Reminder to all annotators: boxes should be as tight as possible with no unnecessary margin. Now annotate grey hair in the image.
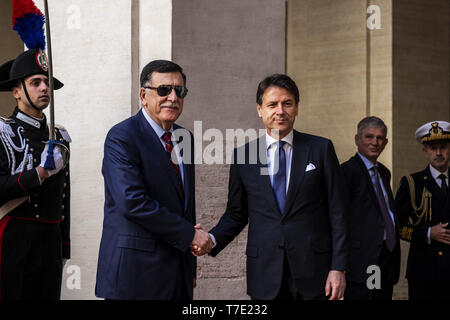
[357,116,387,137]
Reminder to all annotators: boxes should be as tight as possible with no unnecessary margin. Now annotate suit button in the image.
[34,204,38,208]
[438,251,444,256]
[62,193,66,198]
[35,215,40,219]
[65,172,69,176]
[30,148,34,152]
[61,205,65,209]
[34,159,38,163]
[64,183,67,188]
[61,215,65,220]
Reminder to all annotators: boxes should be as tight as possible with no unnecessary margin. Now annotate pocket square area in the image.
[305,163,316,171]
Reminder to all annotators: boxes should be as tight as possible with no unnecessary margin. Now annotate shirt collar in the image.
[429,164,449,180]
[265,130,294,150]
[357,152,377,171]
[141,108,173,139]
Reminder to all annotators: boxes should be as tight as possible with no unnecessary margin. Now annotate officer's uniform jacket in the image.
[0,107,70,259]
[395,166,450,281]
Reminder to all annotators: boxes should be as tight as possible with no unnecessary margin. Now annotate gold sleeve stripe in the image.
[400,226,413,241]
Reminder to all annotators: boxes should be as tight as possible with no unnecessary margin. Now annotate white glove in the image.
[40,143,65,177]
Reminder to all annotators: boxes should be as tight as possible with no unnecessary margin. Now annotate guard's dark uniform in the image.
[395,167,450,300]
[0,108,70,300]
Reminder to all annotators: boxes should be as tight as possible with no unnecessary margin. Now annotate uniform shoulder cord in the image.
[405,175,432,225]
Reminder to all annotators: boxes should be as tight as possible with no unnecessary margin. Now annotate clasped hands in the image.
[190,224,213,256]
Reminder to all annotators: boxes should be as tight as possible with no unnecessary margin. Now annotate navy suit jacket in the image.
[209,130,349,299]
[341,154,400,284]
[95,110,196,300]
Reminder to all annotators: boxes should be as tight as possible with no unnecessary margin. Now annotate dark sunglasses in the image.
[144,85,188,98]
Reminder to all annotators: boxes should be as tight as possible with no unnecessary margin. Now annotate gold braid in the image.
[405,175,432,225]
[400,175,432,241]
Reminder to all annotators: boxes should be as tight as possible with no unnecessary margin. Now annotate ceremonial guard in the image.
[0,0,70,300]
[395,121,450,300]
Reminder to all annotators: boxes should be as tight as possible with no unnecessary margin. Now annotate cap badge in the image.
[35,50,49,72]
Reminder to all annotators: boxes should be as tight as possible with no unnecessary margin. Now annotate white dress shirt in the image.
[429,164,448,189]
[266,130,294,192]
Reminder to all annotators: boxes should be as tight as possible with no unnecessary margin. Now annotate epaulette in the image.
[0,116,14,124]
[54,123,72,143]
[0,117,15,138]
[55,123,67,131]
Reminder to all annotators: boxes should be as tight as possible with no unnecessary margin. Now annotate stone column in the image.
[32,0,135,299]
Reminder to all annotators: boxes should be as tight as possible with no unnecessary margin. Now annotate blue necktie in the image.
[273,141,286,214]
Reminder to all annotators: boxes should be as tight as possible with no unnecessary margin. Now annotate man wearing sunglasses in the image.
[96,60,212,300]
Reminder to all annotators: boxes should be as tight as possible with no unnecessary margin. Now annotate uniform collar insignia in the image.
[16,111,42,129]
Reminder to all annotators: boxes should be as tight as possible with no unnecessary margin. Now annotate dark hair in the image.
[140,60,186,88]
[12,80,22,89]
[357,116,387,137]
[256,74,299,106]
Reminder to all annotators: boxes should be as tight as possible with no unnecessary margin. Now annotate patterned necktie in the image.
[273,141,286,214]
[372,166,396,251]
[438,174,448,195]
[162,132,182,181]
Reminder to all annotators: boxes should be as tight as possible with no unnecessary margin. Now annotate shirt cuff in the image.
[209,233,217,248]
[427,227,432,245]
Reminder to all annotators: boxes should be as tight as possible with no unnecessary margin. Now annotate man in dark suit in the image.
[95,60,212,300]
[395,121,450,300]
[203,74,349,300]
[341,117,400,300]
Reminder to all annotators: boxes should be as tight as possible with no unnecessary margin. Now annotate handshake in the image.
[190,224,214,257]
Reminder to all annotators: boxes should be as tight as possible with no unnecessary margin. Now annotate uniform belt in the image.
[12,216,64,224]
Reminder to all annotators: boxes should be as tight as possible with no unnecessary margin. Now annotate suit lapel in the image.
[354,154,380,207]
[379,165,399,227]
[181,132,195,215]
[182,161,191,213]
[445,168,450,209]
[283,131,310,217]
[136,112,184,202]
[423,166,450,216]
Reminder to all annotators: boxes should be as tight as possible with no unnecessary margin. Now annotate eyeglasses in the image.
[144,85,188,98]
